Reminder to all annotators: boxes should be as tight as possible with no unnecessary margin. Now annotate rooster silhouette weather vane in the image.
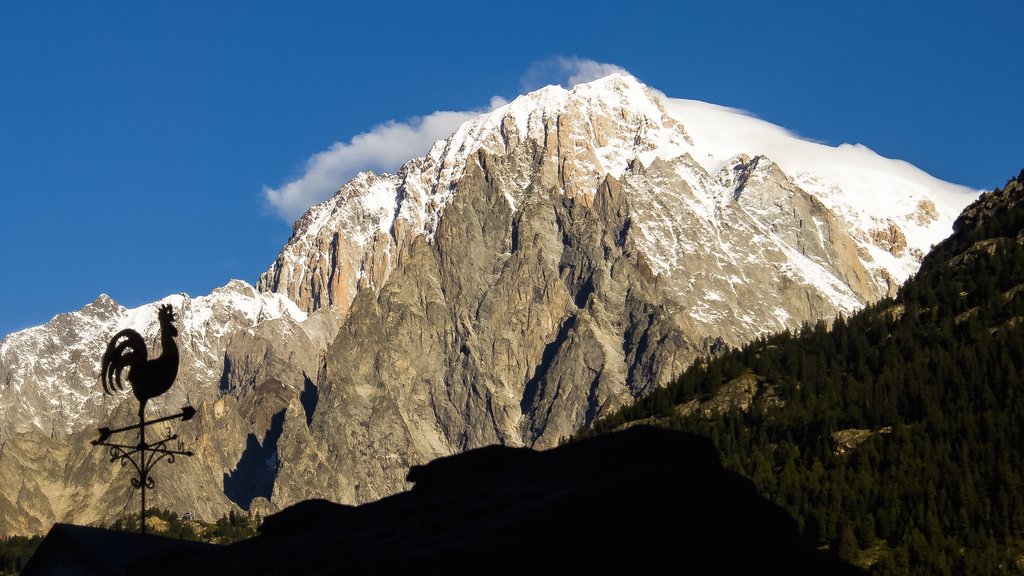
[92,304,195,534]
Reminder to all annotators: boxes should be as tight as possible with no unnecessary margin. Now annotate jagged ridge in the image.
[0,73,981,536]
[258,73,975,336]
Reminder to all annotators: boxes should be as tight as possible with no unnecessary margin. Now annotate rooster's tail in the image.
[99,329,147,395]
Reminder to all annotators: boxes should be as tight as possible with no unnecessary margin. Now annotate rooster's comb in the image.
[157,304,176,324]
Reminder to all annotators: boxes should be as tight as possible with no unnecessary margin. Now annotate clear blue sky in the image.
[1,1,1021,338]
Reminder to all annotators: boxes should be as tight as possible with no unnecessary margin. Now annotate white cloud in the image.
[263,98,506,221]
[264,56,628,223]
[519,56,628,92]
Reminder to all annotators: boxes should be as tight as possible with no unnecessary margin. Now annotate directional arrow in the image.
[94,405,196,443]
[92,433,178,450]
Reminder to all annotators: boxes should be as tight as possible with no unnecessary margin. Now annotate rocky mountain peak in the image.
[79,294,122,321]
[0,74,984,536]
[259,74,977,324]
[0,280,306,444]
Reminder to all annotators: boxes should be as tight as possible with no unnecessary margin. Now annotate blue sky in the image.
[1,1,1021,338]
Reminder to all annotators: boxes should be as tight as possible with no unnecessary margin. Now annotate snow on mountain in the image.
[0,71,989,535]
[0,280,306,441]
[664,97,969,279]
[0,71,983,451]
[260,73,979,326]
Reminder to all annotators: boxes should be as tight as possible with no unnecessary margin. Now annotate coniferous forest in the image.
[579,170,1024,574]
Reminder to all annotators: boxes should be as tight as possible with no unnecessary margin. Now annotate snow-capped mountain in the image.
[0,280,306,442]
[0,73,979,535]
[260,74,971,339]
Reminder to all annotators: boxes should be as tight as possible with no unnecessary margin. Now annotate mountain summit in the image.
[0,73,979,534]
[261,73,973,338]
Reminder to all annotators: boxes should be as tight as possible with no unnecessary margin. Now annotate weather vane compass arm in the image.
[91,304,196,534]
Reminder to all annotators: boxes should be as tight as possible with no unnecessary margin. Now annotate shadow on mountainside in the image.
[223,408,286,510]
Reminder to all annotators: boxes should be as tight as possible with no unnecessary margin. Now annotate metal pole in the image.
[139,410,146,535]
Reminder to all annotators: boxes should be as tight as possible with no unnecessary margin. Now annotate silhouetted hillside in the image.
[124,427,856,574]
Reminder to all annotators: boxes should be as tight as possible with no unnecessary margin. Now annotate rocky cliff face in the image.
[0,281,307,443]
[270,153,702,506]
[0,74,977,534]
[257,75,975,505]
[258,75,966,332]
[0,282,315,534]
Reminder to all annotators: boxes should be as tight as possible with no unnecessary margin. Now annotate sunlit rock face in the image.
[0,74,976,535]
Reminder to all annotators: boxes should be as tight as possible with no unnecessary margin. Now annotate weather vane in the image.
[91,303,195,534]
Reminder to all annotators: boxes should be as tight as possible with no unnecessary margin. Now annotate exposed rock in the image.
[0,74,978,536]
[949,237,1012,268]
[913,198,940,225]
[830,427,892,456]
[0,283,310,532]
[678,371,782,417]
[951,170,1024,236]
[870,222,908,257]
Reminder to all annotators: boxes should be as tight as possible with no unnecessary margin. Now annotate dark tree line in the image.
[0,535,42,575]
[108,507,261,544]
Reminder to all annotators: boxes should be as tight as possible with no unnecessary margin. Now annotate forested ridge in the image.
[579,170,1024,574]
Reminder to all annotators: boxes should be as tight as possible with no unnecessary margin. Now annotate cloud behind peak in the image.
[263,57,626,223]
[263,108,488,221]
